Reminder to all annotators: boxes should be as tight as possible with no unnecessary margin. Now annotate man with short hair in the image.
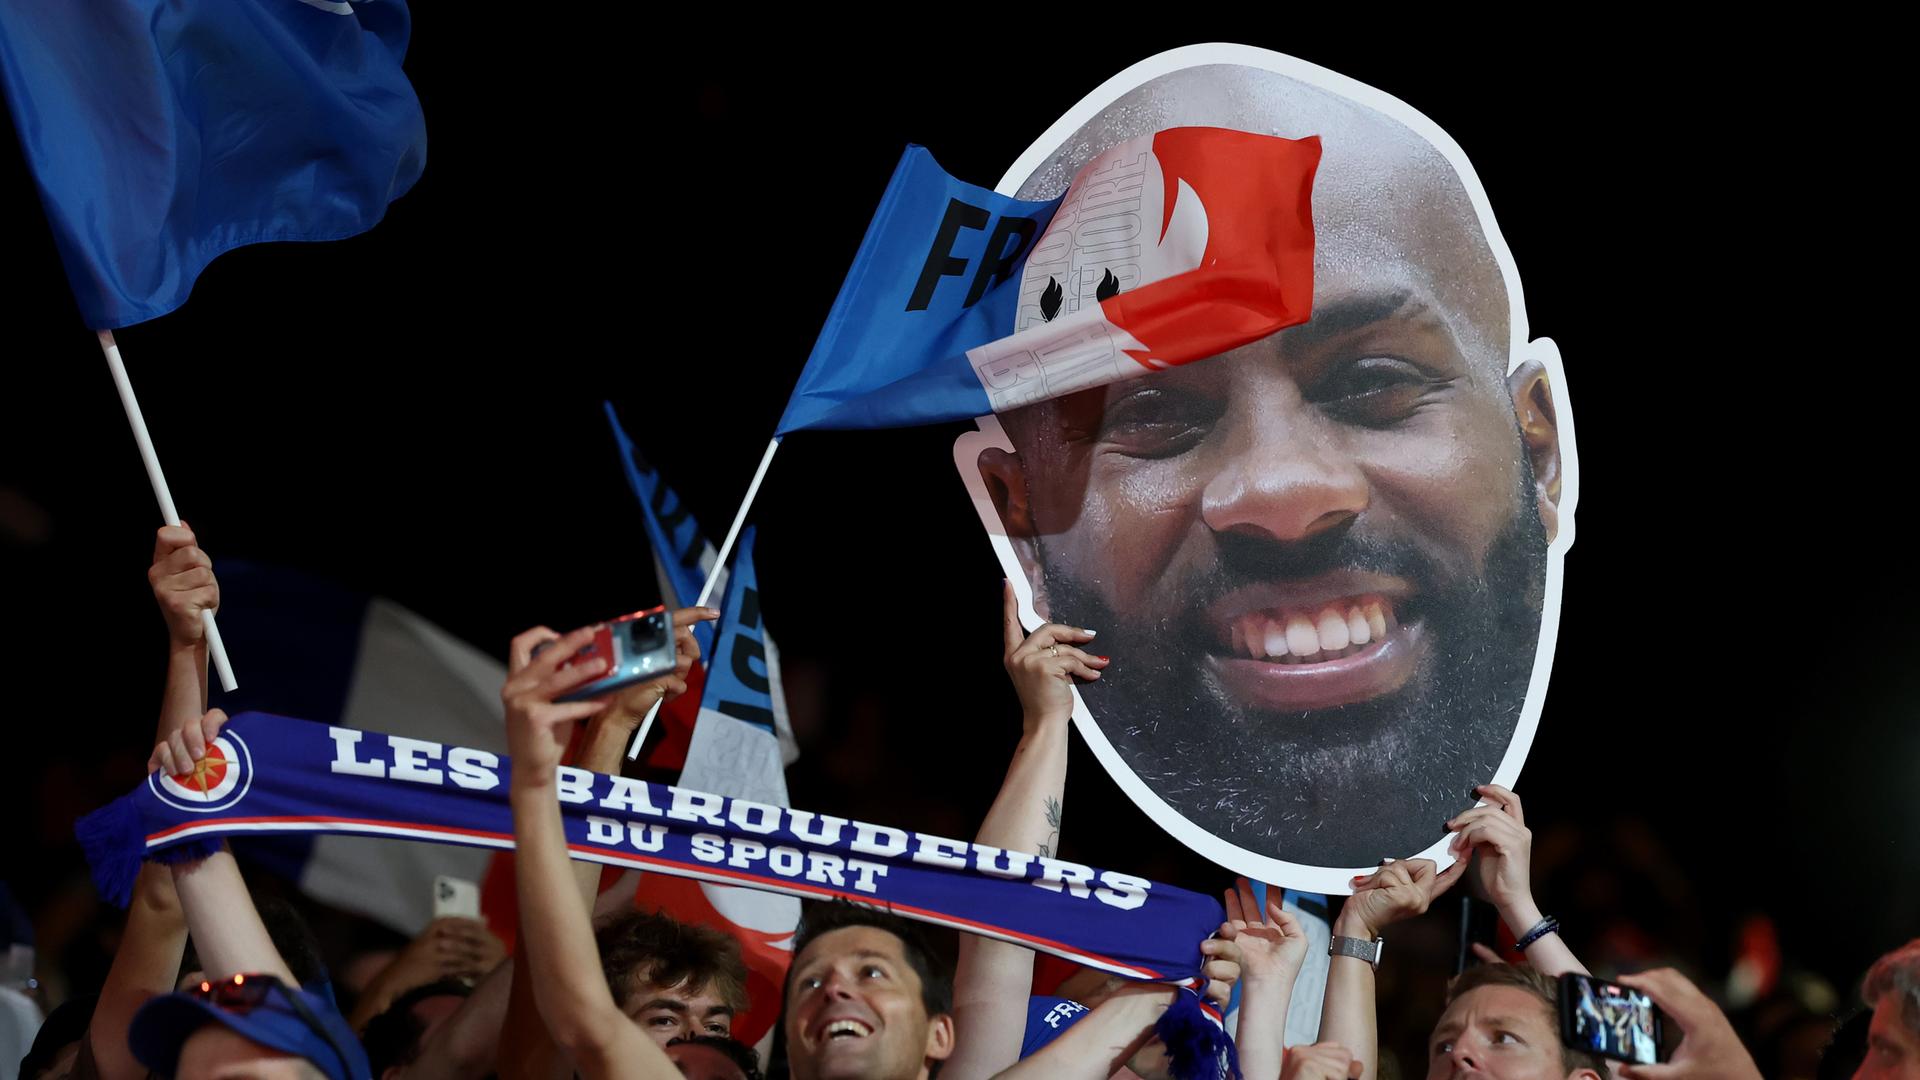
[1425,964,1606,1080]
[1854,939,1920,1080]
[781,902,955,1080]
[597,910,747,1047]
[968,56,1570,874]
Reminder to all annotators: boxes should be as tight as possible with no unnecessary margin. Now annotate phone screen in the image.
[1561,973,1662,1065]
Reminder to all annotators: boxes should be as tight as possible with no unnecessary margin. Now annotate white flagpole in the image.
[98,330,239,692]
[627,436,781,760]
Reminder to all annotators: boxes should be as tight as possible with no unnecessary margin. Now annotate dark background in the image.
[2,21,1910,1078]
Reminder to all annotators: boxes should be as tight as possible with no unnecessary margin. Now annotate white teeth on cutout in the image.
[1227,598,1398,663]
[1316,608,1350,652]
[1261,620,1287,660]
[1284,613,1317,657]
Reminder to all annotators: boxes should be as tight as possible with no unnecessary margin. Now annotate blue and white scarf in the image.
[78,713,1239,1076]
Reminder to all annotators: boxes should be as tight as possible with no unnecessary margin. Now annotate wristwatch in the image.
[1329,935,1384,969]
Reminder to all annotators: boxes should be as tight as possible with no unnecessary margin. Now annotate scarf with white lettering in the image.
[78,711,1231,982]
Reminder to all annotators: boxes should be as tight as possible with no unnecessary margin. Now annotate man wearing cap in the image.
[131,708,372,1080]
[129,969,368,1080]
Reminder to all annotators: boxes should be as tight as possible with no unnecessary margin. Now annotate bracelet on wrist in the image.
[1513,915,1560,952]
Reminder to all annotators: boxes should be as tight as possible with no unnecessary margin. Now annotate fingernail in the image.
[1096,656,1111,663]
[1082,628,1097,637]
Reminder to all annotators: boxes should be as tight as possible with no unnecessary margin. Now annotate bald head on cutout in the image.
[974,61,1566,872]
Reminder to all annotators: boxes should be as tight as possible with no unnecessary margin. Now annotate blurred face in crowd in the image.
[667,1040,751,1080]
[981,63,1561,871]
[1426,985,1598,1080]
[1856,996,1920,1080]
[783,926,954,1080]
[625,979,734,1048]
[175,1024,328,1080]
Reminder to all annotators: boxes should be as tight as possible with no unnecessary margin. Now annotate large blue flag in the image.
[774,129,1319,433]
[0,0,427,329]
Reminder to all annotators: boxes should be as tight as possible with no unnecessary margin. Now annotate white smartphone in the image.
[432,875,481,920]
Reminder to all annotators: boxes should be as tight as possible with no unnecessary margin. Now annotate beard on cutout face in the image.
[1037,457,1550,869]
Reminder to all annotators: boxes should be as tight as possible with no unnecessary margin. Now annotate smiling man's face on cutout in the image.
[972,62,1567,872]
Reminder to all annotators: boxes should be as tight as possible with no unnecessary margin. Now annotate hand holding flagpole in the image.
[99,331,238,692]
[626,437,780,760]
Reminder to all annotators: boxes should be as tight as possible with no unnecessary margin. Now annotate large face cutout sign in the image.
[952,45,1579,893]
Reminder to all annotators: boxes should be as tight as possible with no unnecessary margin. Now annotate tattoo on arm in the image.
[1037,796,1062,859]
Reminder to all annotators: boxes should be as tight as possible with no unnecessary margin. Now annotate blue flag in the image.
[698,527,774,734]
[604,402,718,657]
[0,0,427,329]
[775,147,1063,434]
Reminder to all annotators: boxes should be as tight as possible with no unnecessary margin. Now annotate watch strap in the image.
[1328,934,1383,968]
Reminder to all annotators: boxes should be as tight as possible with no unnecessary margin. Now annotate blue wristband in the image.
[1514,915,1560,952]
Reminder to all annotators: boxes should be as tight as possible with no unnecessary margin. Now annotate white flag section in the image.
[212,564,507,937]
[297,600,503,934]
[681,707,790,808]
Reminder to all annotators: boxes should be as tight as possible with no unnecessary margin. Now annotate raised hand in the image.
[1002,580,1106,731]
[1614,969,1763,1080]
[1197,936,1243,1008]
[149,708,229,780]
[1220,877,1309,992]
[1337,858,1465,940]
[149,524,217,646]
[1446,784,1534,912]
[602,607,718,733]
[502,626,617,778]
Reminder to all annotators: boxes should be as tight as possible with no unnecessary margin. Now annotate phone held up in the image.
[432,875,481,921]
[532,607,678,702]
[1559,972,1664,1066]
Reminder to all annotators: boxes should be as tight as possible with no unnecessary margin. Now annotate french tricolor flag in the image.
[776,127,1318,434]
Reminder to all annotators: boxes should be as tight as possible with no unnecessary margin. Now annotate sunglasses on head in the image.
[188,973,351,1076]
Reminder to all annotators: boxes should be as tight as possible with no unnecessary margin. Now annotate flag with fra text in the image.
[775,128,1319,433]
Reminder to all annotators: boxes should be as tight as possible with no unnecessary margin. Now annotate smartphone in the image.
[533,606,677,702]
[1559,972,1663,1065]
[432,875,480,920]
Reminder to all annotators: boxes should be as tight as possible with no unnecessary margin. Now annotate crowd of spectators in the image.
[4,530,1914,1080]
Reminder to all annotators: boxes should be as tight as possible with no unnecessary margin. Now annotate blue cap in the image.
[128,980,370,1080]
[1020,994,1092,1058]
